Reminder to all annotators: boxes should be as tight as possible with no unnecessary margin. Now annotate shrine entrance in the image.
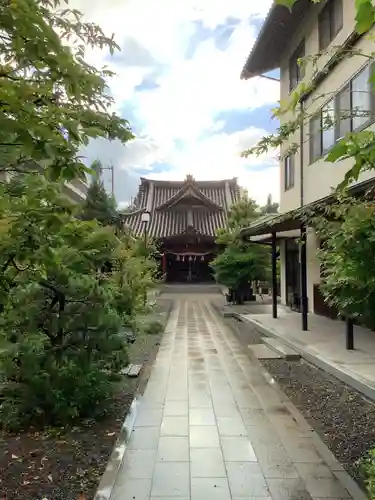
[165,252,215,283]
[161,232,217,284]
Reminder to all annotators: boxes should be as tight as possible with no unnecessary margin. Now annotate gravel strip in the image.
[261,358,375,486]
[225,314,375,493]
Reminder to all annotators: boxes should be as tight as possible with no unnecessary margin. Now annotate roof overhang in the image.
[240,0,312,79]
[240,178,375,239]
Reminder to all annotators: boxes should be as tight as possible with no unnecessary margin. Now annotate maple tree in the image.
[0,0,133,181]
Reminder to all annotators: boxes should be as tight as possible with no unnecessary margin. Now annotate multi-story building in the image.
[240,0,375,322]
[63,177,89,203]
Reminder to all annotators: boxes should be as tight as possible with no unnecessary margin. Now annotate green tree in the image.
[212,194,270,303]
[311,195,375,328]
[81,160,118,226]
[260,194,279,215]
[216,191,259,245]
[0,0,133,181]
[0,173,156,429]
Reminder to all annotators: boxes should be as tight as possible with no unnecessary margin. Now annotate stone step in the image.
[120,364,143,377]
[161,284,222,294]
[248,344,283,360]
[262,337,301,360]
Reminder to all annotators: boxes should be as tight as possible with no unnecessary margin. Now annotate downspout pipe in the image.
[299,99,308,330]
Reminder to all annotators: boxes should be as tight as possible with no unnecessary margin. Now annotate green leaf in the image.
[275,0,296,10]
[355,0,375,34]
[326,140,348,163]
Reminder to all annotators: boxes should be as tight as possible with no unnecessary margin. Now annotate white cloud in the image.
[71,0,279,205]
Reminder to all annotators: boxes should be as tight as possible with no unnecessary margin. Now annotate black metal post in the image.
[271,232,277,319]
[144,225,148,253]
[300,223,308,331]
[143,223,148,305]
[346,317,354,350]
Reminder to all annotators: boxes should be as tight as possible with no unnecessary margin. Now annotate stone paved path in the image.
[110,296,356,500]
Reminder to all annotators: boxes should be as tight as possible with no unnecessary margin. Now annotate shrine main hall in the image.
[124,175,239,283]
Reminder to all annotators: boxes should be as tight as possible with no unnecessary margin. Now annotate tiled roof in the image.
[123,176,240,238]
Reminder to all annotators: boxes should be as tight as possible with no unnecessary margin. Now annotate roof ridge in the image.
[155,182,223,211]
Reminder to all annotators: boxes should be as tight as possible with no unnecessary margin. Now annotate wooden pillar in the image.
[346,317,354,350]
[300,223,308,331]
[271,232,277,319]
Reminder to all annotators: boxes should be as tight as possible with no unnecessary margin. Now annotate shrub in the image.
[0,175,155,429]
[144,320,164,335]
[357,449,375,499]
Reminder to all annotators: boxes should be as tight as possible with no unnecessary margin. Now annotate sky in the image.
[73,0,280,207]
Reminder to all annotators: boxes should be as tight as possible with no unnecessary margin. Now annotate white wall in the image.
[275,0,375,313]
[279,0,375,212]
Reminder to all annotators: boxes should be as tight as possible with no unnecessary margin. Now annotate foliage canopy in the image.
[212,194,270,294]
[0,0,133,181]
[0,174,155,429]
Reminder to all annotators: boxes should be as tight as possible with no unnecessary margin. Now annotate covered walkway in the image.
[100,295,363,500]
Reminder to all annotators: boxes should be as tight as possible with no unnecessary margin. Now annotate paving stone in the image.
[266,478,313,500]
[191,477,232,500]
[127,426,160,450]
[221,436,258,462]
[189,408,216,425]
[190,425,220,447]
[217,416,247,437]
[164,400,189,416]
[161,416,189,436]
[157,436,189,461]
[226,462,270,497]
[151,462,190,497]
[190,448,226,477]
[111,478,152,500]
[134,408,163,427]
[117,450,156,481]
[106,297,356,500]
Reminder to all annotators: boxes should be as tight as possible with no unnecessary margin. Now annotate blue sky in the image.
[76,0,280,206]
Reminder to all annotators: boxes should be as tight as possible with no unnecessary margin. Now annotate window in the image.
[289,41,305,91]
[322,98,335,152]
[318,0,343,51]
[284,155,295,190]
[352,64,373,130]
[335,84,351,139]
[309,63,375,164]
[309,113,322,163]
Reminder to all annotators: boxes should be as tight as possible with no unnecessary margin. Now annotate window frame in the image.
[284,155,295,191]
[289,41,305,92]
[309,62,375,164]
[318,0,343,52]
[321,97,335,153]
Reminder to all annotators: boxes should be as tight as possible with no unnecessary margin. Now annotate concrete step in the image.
[248,344,283,360]
[262,337,301,360]
[161,284,222,294]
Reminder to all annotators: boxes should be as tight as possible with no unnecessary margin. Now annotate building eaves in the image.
[240,178,375,239]
[240,0,311,79]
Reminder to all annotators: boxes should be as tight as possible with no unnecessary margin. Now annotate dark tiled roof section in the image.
[123,177,239,238]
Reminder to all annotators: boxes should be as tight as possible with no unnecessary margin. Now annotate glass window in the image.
[352,65,371,130]
[318,0,343,51]
[309,113,322,163]
[289,41,305,91]
[284,156,294,190]
[322,98,335,152]
[336,84,351,139]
